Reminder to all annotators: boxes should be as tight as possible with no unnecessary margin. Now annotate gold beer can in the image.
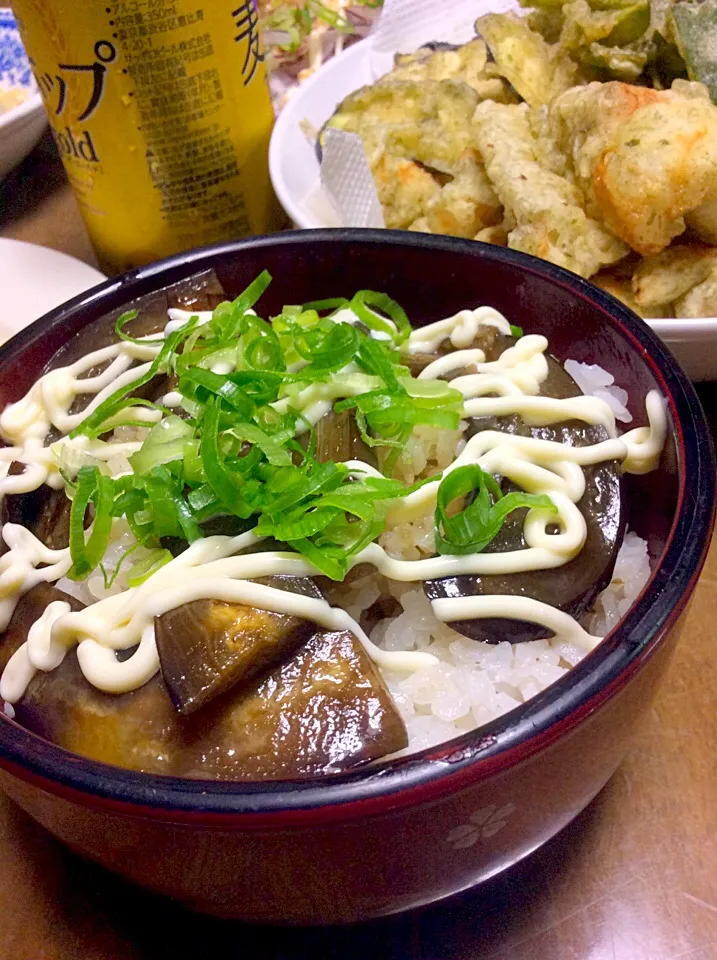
[13,0,281,273]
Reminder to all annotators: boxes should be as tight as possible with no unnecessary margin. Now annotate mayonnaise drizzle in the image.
[0,303,668,705]
[405,306,512,354]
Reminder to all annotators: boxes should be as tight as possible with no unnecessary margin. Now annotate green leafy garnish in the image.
[67,466,115,580]
[64,272,519,583]
[434,464,557,556]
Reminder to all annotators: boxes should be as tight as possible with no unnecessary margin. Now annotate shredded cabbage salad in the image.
[259,0,383,104]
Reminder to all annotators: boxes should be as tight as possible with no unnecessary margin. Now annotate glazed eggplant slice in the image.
[14,625,408,779]
[1,270,232,552]
[424,339,625,643]
[35,270,229,412]
[315,408,377,466]
[0,582,85,673]
[166,269,227,313]
[1,462,70,553]
[177,628,408,780]
[155,575,322,715]
[402,323,500,378]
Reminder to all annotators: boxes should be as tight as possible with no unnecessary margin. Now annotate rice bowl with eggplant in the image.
[0,258,667,779]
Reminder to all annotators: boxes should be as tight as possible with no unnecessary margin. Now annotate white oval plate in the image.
[0,239,106,345]
[269,38,717,381]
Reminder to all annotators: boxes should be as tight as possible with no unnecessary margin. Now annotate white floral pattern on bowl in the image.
[446,803,517,849]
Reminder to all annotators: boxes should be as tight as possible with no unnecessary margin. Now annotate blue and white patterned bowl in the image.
[0,7,46,178]
[0,8,34,90]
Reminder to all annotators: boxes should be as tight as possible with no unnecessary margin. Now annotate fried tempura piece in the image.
[474,223,510,245]
[559,0,650,62]
[326,78,479,175]
[632,244,717,308]
[476,12,578,107]
[593,268,673,319]
[390,41,519,102]
[382,81,481,174]
[687,196,717,245]
[674,265,717,318]
[414,148,502,238]
[473,100,628,278]
[372,154,441,229]
[391,40,488,89]
[545,80,717,256]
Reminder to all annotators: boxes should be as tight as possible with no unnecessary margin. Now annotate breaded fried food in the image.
[476,12,578,107]
[687,195,717,245]
[473,100,628,277]
[558,0,650,66]
[474,223,511,245]
[406,148,503,238]
[631,243,717,308]
[545,80,717,256]
[675,265,717,317]
[392,40,519,103]
[325,78,479,175]
[593,269,673,318]
[372,154,442,230]
[390,40,491,94]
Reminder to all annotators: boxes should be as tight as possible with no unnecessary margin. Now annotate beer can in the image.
[12,0,282,274]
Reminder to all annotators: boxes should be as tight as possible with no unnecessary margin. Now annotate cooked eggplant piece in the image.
[14,626,408,779]
[0,583,85,673]
[315,408,376,466]
[402,323,500,378]
[167,269,228,313]
[177,628,408,780]
[43,270,228,383]
[155,575,322,715]
[6,582,406,778]
[2,271,232,552]
[424,337,625,643]
[3,479,85,552]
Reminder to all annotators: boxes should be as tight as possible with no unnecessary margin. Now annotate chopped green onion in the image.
[114,309,152,346]
[200,397,257,518]
[302,297,350,315]
[349,290,410,343]
[226,422,292,466]
[435,464,556,556]
[126,548,173,587]
[65,271,543,583]
[67,467,115,580]
[130,415,194,475]
[179,368,256,419]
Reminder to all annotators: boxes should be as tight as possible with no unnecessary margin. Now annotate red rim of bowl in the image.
[0,230,714,826]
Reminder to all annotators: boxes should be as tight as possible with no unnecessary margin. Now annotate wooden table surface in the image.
[1,135,717,960]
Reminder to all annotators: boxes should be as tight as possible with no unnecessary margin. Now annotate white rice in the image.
[564,359,632,424]
[363,360,648,754]
[336,526,649,756]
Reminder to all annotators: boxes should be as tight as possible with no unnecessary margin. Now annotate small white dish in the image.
[269,35,717,380]
[0,239,106,344]
[0,8,47,178]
